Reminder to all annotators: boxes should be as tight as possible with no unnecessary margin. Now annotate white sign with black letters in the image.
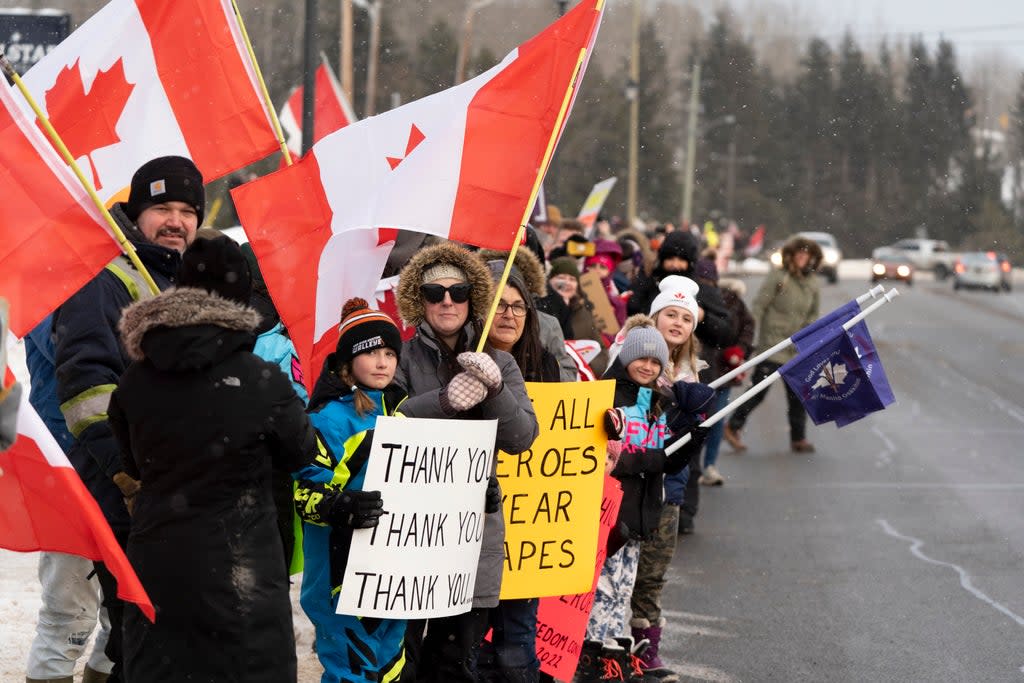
[336,416,498,618]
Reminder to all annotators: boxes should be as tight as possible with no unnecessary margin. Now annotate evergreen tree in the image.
[790,37,835,227]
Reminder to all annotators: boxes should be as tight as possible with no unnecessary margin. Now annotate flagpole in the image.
[709,284,887,389]
[475,47,589,353]
[0,52,160,296]
[230,0,294,166]
[667,288,900,455]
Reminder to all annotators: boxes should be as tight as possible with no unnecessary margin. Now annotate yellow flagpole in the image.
[230,0,294,166]
[476,47,589,352]
[1,52,160,296]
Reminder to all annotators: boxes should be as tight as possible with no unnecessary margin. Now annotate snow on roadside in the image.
[0,551,323,681]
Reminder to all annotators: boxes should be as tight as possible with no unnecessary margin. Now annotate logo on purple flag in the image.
[780,323,893,427]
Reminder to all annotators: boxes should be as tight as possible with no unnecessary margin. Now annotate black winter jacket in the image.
[109,288,318,683]
[53,236,180,532]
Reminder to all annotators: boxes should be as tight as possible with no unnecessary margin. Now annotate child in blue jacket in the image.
[294,298,406,683]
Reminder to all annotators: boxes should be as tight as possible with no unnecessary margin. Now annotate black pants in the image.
[680,444,702,521]
[411,608,491,683]
[727,361,807,443]
[93,528,130,683]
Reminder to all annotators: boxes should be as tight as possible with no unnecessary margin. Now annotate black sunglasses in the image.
[420,282,472,304]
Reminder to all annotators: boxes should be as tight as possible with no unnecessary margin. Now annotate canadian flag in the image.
[0,78,121,338]
[232,0,605,389]
[1,367,155,622]
[279,58,357,157]
[22,0,278,201]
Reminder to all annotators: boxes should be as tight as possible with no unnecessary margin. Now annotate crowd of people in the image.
[12,156,827,683]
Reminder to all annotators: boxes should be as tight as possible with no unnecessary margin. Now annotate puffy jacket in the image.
[25,315,74,452]
[752,269,820,364]
[395,322,538,609]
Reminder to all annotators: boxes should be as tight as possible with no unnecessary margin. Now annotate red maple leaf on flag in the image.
[42,59,135,191]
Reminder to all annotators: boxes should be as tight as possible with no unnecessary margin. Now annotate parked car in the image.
[769,231,842,284]
[872,238,959,280]
[871,253,914,285]
[952,252,1012,292]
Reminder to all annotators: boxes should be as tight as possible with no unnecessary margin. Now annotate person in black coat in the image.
[108,237,319,683]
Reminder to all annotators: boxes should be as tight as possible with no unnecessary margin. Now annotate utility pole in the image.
[454,0,496,86]
[681,61,700,228]
[340,0,353,103]
[364,0,381,116]
[626,0,640,227]
[726,130,737,220]
[301,0,318,155]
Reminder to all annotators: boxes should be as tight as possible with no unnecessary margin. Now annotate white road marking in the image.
[872,424,894,467]
[662,609,728,623]
[877,519,1024,628]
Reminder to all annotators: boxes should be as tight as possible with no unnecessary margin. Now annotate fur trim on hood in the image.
[119,287,261,361]
[718,277,747,298]
[475,247,546,298]
[615,228,655,271]
[782,236,823,272]
[396,242,495,327]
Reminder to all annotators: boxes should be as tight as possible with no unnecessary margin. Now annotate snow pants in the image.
[585,540,641,642]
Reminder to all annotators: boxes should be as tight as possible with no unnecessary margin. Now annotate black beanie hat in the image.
[125,156,205,225]
[334,298,402,369]
[178,236,252,305]
[658,231,698,267]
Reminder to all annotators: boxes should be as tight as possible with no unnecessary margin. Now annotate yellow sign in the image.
[496,380,615,599]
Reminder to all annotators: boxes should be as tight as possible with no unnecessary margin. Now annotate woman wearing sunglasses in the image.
[394,242,539,683]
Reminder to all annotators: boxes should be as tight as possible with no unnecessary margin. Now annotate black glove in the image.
[603,408,626,441]
[328,489,385,529]
[485,476,501,514]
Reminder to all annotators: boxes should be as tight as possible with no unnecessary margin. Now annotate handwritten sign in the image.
[336,416,498,619]
[496,380,614,599]
[579,270,620,336]
[536,476,623,680]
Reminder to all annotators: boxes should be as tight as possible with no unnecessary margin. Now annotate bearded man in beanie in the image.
[108,236,319,682]
[48,156,204,682]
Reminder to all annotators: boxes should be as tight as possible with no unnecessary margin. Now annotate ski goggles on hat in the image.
[420,282,472,304]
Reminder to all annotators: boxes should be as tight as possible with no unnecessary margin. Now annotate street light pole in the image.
[302,0,318,156]
[340,0,353,103]
[680,61,700,228]
[626,0,640,227]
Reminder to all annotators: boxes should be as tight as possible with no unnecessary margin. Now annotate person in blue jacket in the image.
[295,297,405,683]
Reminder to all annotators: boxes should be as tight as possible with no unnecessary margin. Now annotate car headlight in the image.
[896,265,910,277]
[872,263,886,276]
[770,252,782,267]
[823,248,840,265]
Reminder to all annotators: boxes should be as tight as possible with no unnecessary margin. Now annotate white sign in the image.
[336,415,499,619]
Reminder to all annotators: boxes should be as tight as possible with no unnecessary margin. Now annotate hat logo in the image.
[352,336,384,354]
[149,179,166,197]
[673,292,687,300]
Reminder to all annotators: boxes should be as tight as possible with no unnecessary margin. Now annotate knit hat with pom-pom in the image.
[334,297,403,368]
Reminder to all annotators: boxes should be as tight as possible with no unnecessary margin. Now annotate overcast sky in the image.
[806,0,1024,68]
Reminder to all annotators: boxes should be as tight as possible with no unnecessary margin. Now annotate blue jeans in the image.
[703,387,732,469]
[489,598,540,671]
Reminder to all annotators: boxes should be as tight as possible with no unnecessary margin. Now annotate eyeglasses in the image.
[420,283,472,304]
[496,301,528,318]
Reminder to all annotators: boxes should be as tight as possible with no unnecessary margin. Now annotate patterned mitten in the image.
[441,372,488,414]
[457,352,502,391]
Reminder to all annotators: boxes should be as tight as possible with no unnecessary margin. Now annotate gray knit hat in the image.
[617,321,669,372]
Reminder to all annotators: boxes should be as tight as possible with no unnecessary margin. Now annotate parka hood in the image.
[396,242,495,326]
[119,287,260,369]
[476,247,547,298]
[782,236,823,272]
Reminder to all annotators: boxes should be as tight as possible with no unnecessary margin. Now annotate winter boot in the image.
[81,667,111,683]
[572,639,608,682]
[630,619,679,682]
[607,638,661,682]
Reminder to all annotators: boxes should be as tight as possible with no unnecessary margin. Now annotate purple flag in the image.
[834,321,895,426]
[780,325,889,426]
[791,300,860,352]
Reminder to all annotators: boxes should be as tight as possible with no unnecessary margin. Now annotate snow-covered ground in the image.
[0,549,324,681]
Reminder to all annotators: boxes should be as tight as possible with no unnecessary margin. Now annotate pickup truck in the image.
[871,238,960,280]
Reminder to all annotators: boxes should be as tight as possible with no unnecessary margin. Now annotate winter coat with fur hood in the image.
[752,237,822,364]
[108,287,318,683]
[394,243,539,609]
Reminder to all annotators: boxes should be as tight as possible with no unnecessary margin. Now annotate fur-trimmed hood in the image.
[616,228,655,271]
[396,242,494,326]
[781,236,823,273]
[119,287,261,367]
[476,247,546,298]
[718,277,747,298]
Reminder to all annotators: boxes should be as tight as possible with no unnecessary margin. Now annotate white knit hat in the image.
[649,275,701,324]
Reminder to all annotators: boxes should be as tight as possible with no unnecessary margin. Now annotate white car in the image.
[769,231,841,284]
[953,252,1012,292]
